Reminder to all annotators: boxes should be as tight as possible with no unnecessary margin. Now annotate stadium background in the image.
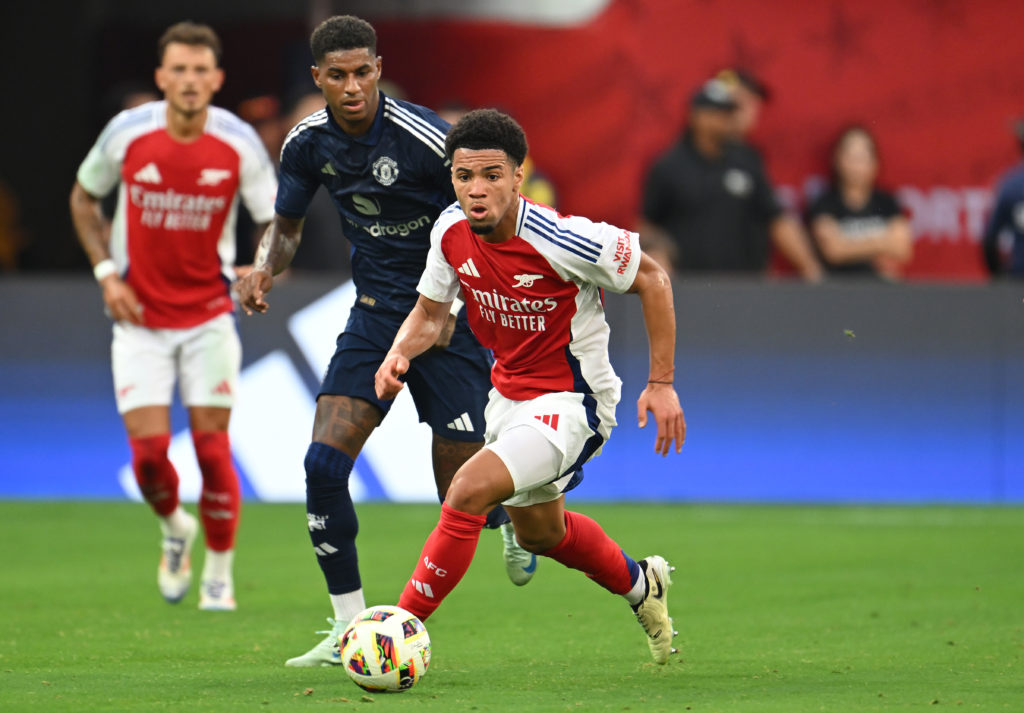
[1,0,1022,502]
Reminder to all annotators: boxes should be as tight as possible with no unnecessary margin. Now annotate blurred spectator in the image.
[238,93,285,160]
[717,68,769,143]
[640,79,822,280]
[438,99,557,208]
[982,118,1024,278]
[0,179,25,270]
[807,126,912,280]
[102,80,160,118]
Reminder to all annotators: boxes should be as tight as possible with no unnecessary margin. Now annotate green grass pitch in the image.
[1,502,1021,712]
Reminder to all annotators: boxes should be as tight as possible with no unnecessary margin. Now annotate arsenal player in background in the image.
[70,21,277,611]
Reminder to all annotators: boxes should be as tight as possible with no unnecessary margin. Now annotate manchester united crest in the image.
[372,156,399,186]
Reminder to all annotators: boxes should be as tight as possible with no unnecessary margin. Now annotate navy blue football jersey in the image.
[277,93,456,314]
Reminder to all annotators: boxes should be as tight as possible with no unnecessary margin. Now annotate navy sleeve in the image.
[275,135,321,220]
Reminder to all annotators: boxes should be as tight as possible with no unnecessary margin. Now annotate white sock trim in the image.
[331,590,366,622]
[203,549,234,580]
[624,563,647,607]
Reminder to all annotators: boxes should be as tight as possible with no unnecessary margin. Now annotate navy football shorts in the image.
[319,304,492,442]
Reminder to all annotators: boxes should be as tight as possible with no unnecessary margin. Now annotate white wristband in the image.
[449,297,464,317]
[92,259,117,282]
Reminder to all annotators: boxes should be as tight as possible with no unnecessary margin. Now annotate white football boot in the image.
[501,522,538,586]
[633,556,678,664]
[284,618,347,667]
[157,510,198,603]
[198,549,236,611]
[198,577,236,611]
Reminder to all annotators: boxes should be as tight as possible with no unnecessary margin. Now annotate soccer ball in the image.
[339,605,431,692]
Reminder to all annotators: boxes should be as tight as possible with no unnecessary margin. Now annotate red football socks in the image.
[398,503,486,620]
[192,430,240,551]
[129,434,179,517]
[541,510,634,595]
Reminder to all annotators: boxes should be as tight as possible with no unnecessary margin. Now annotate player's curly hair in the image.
[310,15,377,63]
[445,109,529,167]
[158,21,222,65]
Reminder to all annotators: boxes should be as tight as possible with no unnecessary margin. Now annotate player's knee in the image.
[444,475,498,516]
[129,434,171,480]
[304,441,355,488]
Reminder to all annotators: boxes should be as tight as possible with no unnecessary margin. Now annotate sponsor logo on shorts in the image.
[534,413,560,430]
[446,413,475,432]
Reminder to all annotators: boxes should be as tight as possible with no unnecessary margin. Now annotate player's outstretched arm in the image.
[628,253,686,456]
[69,181,143,325]
[375,295,452,400]
[237,213,304,315]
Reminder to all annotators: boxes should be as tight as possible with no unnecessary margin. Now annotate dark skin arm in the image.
[236,213,305,314]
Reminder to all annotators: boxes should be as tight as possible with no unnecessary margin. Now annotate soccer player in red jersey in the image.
[375,109,686,663]
[70,22,277,610]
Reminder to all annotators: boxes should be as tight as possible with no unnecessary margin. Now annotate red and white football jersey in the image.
[76,101,277,328]
[419,198,642,401]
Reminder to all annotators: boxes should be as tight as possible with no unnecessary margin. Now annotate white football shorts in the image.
[483,389,618,507]
[110,312,241,414]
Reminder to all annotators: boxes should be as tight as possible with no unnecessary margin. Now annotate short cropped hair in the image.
[445,109,529,167]
[310,15,377,63]
[157,21,222,65]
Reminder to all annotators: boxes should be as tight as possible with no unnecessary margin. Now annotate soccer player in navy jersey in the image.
[235,16,534,666]
[376,109,685,664]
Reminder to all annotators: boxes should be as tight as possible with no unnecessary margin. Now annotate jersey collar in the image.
[326,90,387,146]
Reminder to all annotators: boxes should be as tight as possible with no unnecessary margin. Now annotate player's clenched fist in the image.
[237,267,274,315]
[374,354,409,400]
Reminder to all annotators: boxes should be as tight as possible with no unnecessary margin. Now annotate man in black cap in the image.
[717,68,770,143]
[982,118,1024,277]
[640,79,822,279]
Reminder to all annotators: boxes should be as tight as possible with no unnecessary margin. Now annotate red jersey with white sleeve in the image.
[418,198,642,401]
[76,101,277,329]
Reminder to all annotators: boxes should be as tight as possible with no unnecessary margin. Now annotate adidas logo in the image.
[314,542,339,556]
[411,579,435,598]
[133,162,162,184]
[534,414,560,430]
[446,412,474,432]
[457,259,481,278]
[212,380,232,396]
[321,161,338,176]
